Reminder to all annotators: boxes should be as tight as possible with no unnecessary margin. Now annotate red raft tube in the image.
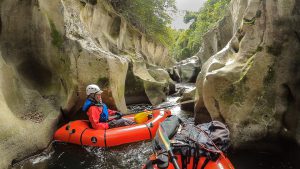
[143,152,234,169]
[54,109,171,147]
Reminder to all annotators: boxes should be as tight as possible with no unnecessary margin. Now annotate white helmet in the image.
[86,84,103,96]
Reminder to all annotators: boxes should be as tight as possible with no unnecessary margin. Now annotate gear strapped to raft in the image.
[146,116,230,169]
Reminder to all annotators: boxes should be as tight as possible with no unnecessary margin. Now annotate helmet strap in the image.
[87,94,96,102]
[89,93,102,104]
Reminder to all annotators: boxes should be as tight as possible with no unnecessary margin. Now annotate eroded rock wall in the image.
[0,0,68,167]
[195,0,300,147]
[0,0,174,168]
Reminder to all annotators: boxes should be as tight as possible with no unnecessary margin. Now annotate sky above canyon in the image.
[171,0,206,29]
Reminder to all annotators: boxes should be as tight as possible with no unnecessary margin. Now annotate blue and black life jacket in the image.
[82,99,109,122]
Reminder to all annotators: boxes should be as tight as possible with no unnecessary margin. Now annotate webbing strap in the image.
[201,158,210,169]
[193,144,200,169]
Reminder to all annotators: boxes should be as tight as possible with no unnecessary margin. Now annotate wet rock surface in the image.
[170,56,201,83]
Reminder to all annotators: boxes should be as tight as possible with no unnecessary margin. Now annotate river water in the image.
[12,84,300,169]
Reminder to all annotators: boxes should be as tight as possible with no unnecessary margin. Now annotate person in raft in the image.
[82,84,135,129]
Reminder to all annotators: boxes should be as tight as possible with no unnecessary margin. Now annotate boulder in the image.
[176,56,201,83]
[128,61,173,105]
[167,66,181,83]
[179,87,196,112]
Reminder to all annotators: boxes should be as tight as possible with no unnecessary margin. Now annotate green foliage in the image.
[172,0,230,61]
[108,0,176,46]
[180,48,191,59]
[183,11,197,24]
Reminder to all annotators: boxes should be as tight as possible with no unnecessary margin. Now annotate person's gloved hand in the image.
[115,112,123,119]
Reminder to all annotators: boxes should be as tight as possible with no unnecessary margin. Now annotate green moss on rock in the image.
[49,19,63,49]
[243,17,256,25]
[236,55,254,83]
[221,85,235,105]
[256,46,263,52]
[221,81,249,105]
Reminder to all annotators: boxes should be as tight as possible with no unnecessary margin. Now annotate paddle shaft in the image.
[108,99,194,120]
[158,125,181,169]
[128,99,194,114]
[151,99,194,111]
[168,150,181,169]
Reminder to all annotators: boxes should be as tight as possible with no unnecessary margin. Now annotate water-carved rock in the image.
[195,0,300,147]
[0,0,174,168]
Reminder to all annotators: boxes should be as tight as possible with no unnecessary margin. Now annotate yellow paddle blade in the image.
[134,111,152,124]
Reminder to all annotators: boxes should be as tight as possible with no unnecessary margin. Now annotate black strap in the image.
[173,143,192,169]
[187,145,192,167]
[80,128,88,145]
[145,124,153,139]
[180,148,188,169]
[104,128,107,148]
[192,144,200,169]
[201,158,210,169]
[175,146,187,169]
